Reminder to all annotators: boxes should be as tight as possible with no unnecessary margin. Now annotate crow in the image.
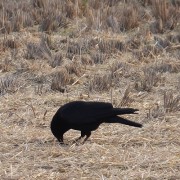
[51,101,142,144]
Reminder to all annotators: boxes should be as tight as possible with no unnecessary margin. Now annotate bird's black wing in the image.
[60,101,114,123]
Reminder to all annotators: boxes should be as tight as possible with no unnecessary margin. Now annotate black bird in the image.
[51,101,142,144]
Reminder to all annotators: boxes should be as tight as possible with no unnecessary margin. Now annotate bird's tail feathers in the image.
[106,116,142,128]
[113,108,139,115]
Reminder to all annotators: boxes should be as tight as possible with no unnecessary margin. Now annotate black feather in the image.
[51,101,142,144]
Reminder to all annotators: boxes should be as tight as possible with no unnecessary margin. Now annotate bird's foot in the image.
[58,141,69,146]
[71,136,82,144]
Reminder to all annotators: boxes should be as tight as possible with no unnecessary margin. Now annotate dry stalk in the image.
[163,91,180,113]
[51,68,72,92]
[0,74,21,95]
[43,110,48,120]
[72,74,86,86]
[34,84,44,95]
[25,102,36,118]
[135,67,161,92]
[91,52,107,64]
[152,0,168,24]
[120,86,133,107]
[50,53,63,68]
[88,73,112,92]
[65,62,82,76]
[151,0,180,33]
[147,103,165,119]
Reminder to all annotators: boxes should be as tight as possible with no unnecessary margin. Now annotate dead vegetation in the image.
[151,0,180,33]
[164,91,180,112]
[0,0,180,179]
[88,73,112,92]
[0,74,23,95]
[135,67,162,92]
[51,68,73,92]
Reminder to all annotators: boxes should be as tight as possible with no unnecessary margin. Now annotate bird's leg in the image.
[72,131,85,144]
[71,136,82,144]
[58,136,64,145]
[82,132,91,144]
[74,136,83,142]
[58,136,69,146]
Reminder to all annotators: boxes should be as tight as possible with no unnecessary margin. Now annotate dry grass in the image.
[51,69,72,93]
[0,74,23,95]
[164,91,180,112]
[135,66,162,92]
[0,92,180,179]
[151,0,180,33]
[0,0,180,179]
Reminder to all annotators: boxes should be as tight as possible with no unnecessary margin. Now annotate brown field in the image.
[0,0,180,179]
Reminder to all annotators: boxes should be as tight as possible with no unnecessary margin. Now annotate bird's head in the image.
[50,114,64,143]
